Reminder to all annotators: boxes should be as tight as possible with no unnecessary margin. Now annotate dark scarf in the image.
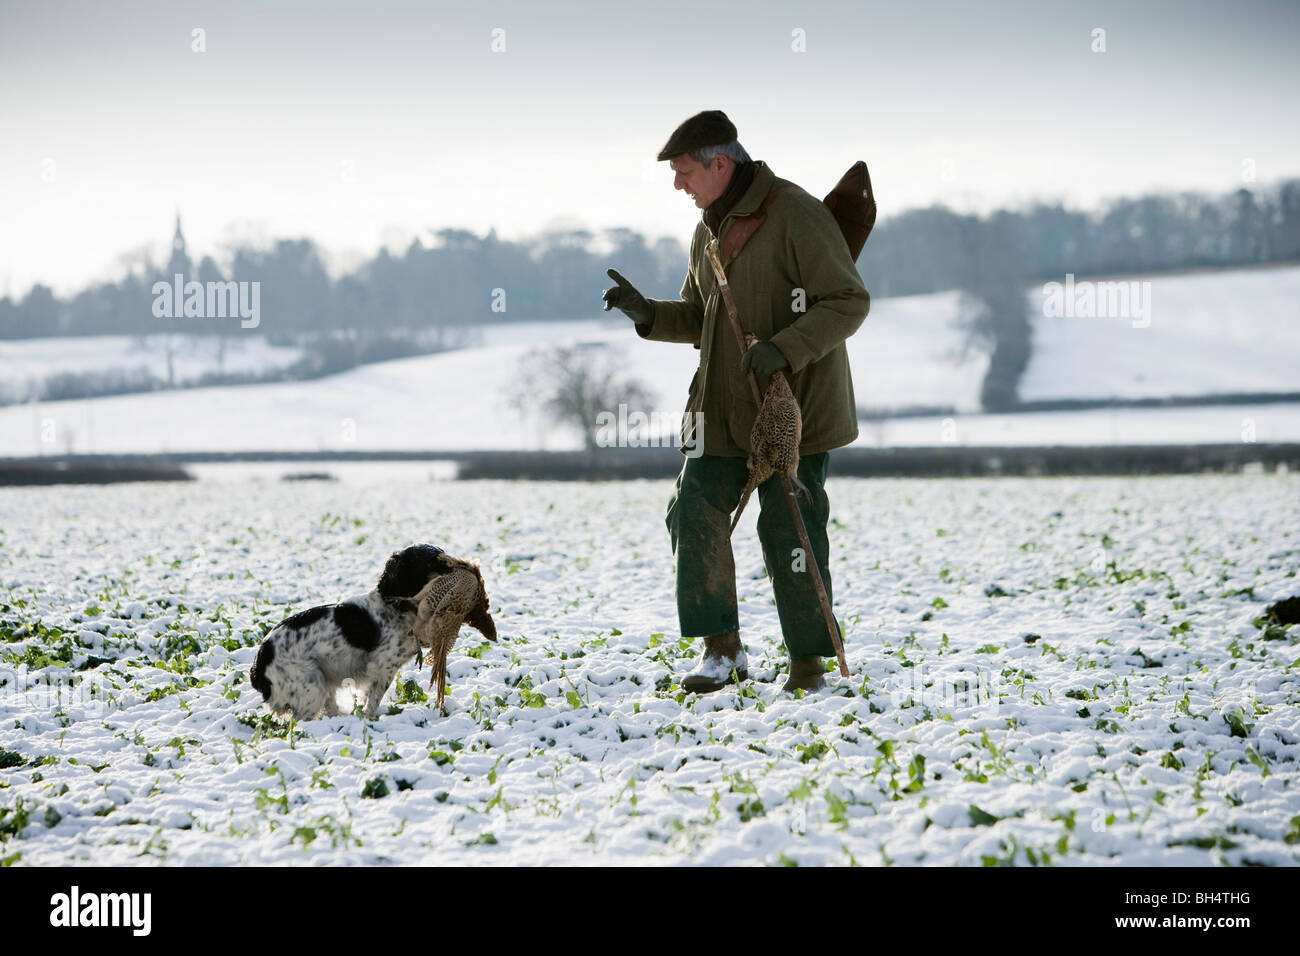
[703,160,756,238]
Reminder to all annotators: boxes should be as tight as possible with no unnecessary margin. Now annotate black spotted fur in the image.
[280,605,331,630]
[249,640,275,698]
[334,603,381,650]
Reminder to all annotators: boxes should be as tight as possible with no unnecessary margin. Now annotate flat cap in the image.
[657,109,738,161]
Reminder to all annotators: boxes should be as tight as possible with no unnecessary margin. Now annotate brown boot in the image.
[681,630,748,693]
[782,656,827,693]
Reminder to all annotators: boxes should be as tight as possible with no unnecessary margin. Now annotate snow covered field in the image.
[855,401,1300,447]
[1,472,1297,866]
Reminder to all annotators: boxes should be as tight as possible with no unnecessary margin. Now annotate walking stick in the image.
[704,238,850,678]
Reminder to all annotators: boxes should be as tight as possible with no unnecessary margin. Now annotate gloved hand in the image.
[602,269,654,327]
[740,340,789,376]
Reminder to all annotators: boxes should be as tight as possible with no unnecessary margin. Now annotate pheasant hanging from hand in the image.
[730,334,807,535]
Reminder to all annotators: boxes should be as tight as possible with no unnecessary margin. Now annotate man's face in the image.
[669,154,733,209]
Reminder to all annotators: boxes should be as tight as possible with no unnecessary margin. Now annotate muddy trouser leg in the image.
[755,452,835,659]
[665,453,750,638]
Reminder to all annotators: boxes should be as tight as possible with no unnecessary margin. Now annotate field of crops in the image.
[1,472,1297,865]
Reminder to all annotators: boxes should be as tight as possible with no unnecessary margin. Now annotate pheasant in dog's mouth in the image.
[408,557,496,715]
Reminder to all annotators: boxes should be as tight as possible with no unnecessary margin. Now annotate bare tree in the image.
[954,214,1033,413]
[508,342,658,453]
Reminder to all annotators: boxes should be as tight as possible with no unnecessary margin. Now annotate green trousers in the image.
[665,451,837,659]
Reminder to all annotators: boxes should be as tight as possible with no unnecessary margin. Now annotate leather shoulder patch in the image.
[720,182,793,265]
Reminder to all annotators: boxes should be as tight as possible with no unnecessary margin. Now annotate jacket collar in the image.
[726,160,775,219]
[704,160,775,233]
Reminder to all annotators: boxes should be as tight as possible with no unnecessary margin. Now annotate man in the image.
[603,109,869,693]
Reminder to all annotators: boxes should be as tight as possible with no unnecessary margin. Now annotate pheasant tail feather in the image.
[730,473,761,535]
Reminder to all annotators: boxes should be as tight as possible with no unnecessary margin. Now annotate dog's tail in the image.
[249,640,275,700]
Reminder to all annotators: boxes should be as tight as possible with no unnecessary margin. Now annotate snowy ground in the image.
[1,472,1297,866]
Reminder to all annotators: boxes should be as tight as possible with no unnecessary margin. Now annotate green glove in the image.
[740,341,789,376]
[602,269,654,327]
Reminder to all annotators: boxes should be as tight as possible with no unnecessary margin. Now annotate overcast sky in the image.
[2,0,1298,297]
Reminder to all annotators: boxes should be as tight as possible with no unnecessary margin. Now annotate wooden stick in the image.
[704,239,849,678]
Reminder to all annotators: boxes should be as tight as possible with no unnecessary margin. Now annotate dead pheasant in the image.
[407,556,496,715]
[731,334,807,535]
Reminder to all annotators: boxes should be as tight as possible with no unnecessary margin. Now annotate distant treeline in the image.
[863,180,1300,298]
[0,227,689,341]
[3,179,1296,342]
[1,331,442,406]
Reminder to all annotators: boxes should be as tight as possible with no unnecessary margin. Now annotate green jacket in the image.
[638,160,870,457]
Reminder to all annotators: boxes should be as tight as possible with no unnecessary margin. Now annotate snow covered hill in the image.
[1020,265,1300,402]
[0,264,1294,456]
[0,333,306,402]
[0,290,984,456]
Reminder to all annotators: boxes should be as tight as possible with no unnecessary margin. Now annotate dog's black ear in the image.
[378,544,453,598]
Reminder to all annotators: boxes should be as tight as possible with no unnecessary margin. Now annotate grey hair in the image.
[689,140,751,169]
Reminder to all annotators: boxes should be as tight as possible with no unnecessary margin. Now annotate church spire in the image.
[168,211,191,278]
